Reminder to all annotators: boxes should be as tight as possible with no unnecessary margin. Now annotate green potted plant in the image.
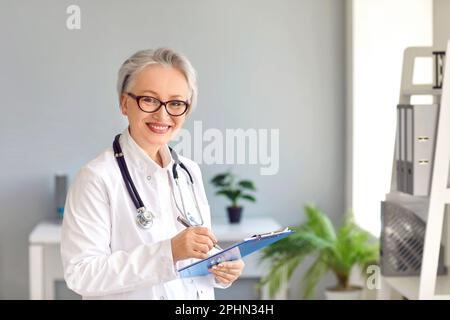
[259,204,379,299]
[210,171,257,223]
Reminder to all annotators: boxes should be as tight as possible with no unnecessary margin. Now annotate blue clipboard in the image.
[177,227,294,278]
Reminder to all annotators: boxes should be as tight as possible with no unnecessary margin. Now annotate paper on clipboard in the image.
[177,227,293,278]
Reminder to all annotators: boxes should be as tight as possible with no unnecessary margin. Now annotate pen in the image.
[246,227,291,240]
[177,216,223,251]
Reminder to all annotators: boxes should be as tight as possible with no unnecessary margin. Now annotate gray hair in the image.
[117,48,198,110]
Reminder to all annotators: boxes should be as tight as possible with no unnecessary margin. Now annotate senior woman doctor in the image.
[61,48,245,299]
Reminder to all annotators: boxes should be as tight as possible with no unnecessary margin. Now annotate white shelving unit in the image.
[379,41,450,300]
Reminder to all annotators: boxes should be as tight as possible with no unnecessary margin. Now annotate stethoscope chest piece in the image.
[136,207,155,229]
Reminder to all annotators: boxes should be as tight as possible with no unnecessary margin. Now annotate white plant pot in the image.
[325,286,363,300]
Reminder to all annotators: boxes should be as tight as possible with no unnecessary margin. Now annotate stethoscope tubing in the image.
[113,134,144,210]
[113,133,203,228]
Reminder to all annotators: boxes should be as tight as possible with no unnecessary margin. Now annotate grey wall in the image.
[0,0,345,299]
[434,0,450,50]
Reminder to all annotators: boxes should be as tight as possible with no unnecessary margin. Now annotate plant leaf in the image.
[215,190,237,202]
[238,180,256,190]
[241,194,256,202]
[210,173,230,187]
[304,204,337,243]
[302,255,329,299]
[259,204,380,299]
[259,258,284,297]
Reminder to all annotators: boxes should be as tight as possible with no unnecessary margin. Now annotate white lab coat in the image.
[61,128,228,299]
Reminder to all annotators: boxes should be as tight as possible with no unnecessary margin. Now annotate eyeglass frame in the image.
[126,92,190,116]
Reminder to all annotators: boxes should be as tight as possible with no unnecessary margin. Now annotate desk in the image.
[29,217,287,300]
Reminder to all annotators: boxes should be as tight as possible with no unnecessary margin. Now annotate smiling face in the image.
[120,64,189,156]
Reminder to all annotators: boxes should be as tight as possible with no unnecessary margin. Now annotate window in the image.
[349,0,432,235]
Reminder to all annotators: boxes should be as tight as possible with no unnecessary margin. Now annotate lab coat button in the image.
[147,176,151,181]
[189,279,194,283]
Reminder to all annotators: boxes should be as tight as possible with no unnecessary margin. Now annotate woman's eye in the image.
[169,101,183,107]
[142,97,158,104]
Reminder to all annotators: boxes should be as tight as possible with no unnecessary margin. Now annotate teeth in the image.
[148,124,169,130]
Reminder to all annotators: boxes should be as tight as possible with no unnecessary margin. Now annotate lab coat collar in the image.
[120,127,174,174]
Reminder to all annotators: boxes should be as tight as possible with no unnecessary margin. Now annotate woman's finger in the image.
[210,268,236,281]
[216,262,243,272]
[216,265,242,273]
[193,243,210,254]
[210,270,234,283]
[217,260,245,269]
[214,274,231,284]
[193,250,209,259]
[195,234,214,250]
[213,276,228,284]
[214,266,241,276]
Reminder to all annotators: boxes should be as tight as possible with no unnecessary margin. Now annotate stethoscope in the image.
[113,134,204,229]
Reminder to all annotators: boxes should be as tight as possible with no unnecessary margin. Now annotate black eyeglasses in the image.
[127,92,189,116]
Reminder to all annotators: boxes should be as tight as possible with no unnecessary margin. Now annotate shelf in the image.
[29,219,62,244]
[402,88,442,96]
[30,217,283,244]
[382,44,450,300]
[384,274,450,300]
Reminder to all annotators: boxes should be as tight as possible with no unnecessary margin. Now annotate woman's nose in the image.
[152,103,171,119]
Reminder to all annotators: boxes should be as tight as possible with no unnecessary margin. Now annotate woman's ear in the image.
[120,93,128,116]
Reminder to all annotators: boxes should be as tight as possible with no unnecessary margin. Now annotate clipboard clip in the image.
[244,227,291,241]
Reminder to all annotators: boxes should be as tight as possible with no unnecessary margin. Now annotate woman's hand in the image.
[171,227,218,263]
[208,259,245,285]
